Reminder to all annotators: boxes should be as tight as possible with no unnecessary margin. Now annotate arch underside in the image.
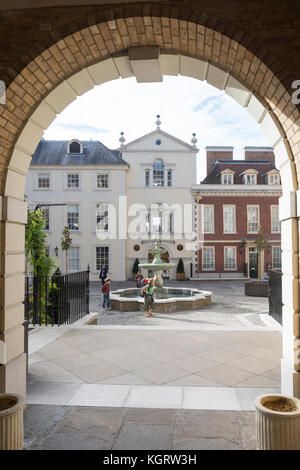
[0,16,300,397]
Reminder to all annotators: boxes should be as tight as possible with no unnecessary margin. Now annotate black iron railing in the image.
[268,269,282,324]
[24,267,90,326]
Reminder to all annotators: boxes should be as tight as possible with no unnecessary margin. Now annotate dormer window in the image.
[68,140,83,154]
[268,172,280,185]
[241,169,258,185]
[220,170,234,185]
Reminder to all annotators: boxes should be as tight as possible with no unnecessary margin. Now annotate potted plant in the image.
[245,225,268,296]
[0,393,25,450]
[255,394,300,450]
[177,258,185,281]
[132,258,139,281]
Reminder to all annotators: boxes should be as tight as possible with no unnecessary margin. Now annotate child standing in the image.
[136,270,143,288]
[102,278,111,310]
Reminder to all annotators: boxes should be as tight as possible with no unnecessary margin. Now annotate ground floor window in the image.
[272,246,282,269]
[69,246,80,271]
[96,246,109,271]
[224,246,236,270]
[202,247,214,270]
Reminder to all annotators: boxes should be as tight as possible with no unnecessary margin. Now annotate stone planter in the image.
[0,393,25,450]
[255,394,300,450]
[245,280,268,297]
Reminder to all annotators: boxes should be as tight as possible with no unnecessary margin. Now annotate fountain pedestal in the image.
[138,240,176,291]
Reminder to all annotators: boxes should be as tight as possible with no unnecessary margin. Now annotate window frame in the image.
[203,205,215,234]
[96,203,109,233]
[272,246,282,269]
[224,246,237,271]
[66,203,80,232]
[268,172,280,185]
[64,172,80,190]
[95,173,110,190]
[68,139,83,154]
[152,158,165,187]
[223,204,236,234]
[95,245,110,272]
[202,246,215,271]
[271,205,281,234]
[247,205,260,234]
[69,246,80,272]
[36,172,51,190]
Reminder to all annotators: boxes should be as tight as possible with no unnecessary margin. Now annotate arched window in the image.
[153,159,164,187]
[68,140,82,154]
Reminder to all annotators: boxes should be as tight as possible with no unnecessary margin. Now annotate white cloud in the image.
[44,75,269,181]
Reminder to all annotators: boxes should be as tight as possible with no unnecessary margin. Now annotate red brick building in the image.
[192,147,282,279]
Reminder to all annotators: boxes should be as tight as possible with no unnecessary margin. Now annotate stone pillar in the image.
[0,196,27,398]
[279,191,300,397]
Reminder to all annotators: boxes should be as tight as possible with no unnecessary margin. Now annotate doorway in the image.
[249,247,258,279]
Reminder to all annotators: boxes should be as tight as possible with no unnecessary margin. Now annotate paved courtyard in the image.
[25,280,282,450]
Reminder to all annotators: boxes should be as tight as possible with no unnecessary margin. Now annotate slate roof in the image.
[202,160,278,185]
[31,140,128,166]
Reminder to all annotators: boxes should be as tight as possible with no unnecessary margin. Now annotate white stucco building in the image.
[25,121,198,280]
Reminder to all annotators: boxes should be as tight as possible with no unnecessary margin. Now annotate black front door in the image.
[249,249,258,278]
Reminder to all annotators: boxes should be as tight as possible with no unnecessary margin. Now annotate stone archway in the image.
[0,15,300,399]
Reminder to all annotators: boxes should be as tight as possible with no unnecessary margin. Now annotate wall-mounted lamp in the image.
[54,246,59,257]
[239,244,244,254]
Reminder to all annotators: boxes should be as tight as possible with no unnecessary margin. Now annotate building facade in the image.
[192,147,282,279]
[25,123,198,280]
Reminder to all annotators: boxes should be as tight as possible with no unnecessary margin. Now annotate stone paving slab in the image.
[28,328,282,389]
[27,382,279,411]
[24,405,256,450]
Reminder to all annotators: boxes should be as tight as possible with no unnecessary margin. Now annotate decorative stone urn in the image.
[0,393,25,450]
[255,394,300,450]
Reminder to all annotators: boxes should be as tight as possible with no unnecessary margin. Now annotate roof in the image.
[31,140,129,166]
[202,160,278,185]
[120,129,199,152]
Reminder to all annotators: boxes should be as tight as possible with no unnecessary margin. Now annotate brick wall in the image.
[244,149,275,165]
[206,149,233,174]
[197,194,281,273]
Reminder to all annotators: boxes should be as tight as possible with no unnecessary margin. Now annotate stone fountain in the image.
[106,238,212,312]
[138,239,176,297]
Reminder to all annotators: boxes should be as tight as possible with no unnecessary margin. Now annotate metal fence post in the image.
[86,264,90,315]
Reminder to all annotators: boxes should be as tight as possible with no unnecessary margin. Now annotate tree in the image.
[25,208,55,277]
[132,258,140,274]
[177,258,185,273]
[254,225,268,283]
[61,226,72,274]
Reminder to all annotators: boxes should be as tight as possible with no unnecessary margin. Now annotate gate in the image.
[24,267,90,326]
[268,269,282,325]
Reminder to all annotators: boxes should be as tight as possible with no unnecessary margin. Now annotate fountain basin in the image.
[110,287,212,312]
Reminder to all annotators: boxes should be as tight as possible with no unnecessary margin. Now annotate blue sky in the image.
[44,75,269,181]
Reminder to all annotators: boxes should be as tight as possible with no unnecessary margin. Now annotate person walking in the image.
[99,265,108,285]
[142,278,155,317]
[102,278,111,310]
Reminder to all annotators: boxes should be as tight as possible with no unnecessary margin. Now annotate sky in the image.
[44,75,269,182]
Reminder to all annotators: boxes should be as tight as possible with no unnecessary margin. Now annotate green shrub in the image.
[177,258,185,273]
[132,258,140,274]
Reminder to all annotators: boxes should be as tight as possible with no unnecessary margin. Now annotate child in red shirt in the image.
[102,278,111,310]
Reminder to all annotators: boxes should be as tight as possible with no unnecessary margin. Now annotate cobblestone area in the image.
[90,280,270,328]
